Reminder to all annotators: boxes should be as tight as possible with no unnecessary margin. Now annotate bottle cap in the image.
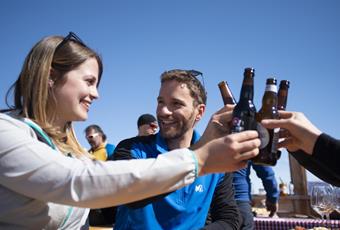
[244,67,255,77]
[279,80,290,88]
[266,78,277,85]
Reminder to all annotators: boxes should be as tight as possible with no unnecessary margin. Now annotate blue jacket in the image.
[233,162,279,203]
[105,143,115,158]
[113,131,240,230]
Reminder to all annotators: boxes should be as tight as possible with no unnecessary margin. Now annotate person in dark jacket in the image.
[262,110,340,186]
[113,69,240,230]
[137,113,158,136]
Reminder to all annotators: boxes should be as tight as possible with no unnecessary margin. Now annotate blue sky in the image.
[1,0,339,193]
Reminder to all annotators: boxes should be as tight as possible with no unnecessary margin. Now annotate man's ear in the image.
[195,104,206,121]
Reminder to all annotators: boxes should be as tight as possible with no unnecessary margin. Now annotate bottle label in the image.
[231,115,257,133]
[265,85,278,93]
[231,117,244,133]
[257,122,270,149]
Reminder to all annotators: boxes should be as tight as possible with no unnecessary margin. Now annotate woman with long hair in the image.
[0,32,260,229]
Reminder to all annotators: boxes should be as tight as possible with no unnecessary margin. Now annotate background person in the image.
[137,113,158,136]
[85,124,117,226]
[85,124,116,161]
[0,32,261,229]
[233,162,279,229]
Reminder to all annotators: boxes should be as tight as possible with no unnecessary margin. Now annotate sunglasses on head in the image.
[167,69,205,89]
[167,69,203,77]
[55,31,87,53]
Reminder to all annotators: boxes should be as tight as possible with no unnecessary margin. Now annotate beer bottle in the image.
[278,80,290,110]
[276,80,290,160]
[252,78,280,166]
[230,68,257,133]
[218,81,236,105]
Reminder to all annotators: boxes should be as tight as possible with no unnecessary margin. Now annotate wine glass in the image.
[310,184,334,220]
[333,186,340,213]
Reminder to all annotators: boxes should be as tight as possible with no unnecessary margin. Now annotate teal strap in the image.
[59,206,74,228]
[25,121,56,150]
[188,149,199,178]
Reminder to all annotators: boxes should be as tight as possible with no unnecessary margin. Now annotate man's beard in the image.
[160,111,195,141]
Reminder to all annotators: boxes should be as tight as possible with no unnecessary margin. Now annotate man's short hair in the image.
[160,69,207,105]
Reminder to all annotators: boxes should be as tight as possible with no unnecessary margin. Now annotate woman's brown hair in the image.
[4,33,103,157]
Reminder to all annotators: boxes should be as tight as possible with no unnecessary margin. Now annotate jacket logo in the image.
[195,184,204,192]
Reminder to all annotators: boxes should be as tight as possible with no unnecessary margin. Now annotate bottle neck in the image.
[239,76,254,102]
[265,84,277,93]
[261,84,278,108]
[278,87,288,110]
[218,81,236,105]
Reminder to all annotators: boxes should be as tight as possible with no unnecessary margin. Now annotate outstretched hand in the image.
[261,111,322,154]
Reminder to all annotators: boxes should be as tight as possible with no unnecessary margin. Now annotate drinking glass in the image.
[333,186,340,213]
[310,184,334,220]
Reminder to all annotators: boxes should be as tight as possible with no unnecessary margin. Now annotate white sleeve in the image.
[0,115,196,208]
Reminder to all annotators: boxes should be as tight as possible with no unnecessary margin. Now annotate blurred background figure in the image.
[137,113,158,136]
[233,162,279,229]
[85,124,116,227]
[85,124,115,161]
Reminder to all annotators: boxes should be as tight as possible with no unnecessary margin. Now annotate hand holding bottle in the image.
[261,111,322,154]
[193,130,261,175]
[192,104,261,175]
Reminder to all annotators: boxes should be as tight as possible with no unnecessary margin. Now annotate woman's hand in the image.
[193,130,260,175]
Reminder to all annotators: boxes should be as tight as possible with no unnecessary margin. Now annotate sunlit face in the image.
[51,58,99,127]
[156,80,205,141]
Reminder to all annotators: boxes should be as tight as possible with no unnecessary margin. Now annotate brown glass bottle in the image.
[252,78,280,166]
[230,68,257,133]
[218,81,236,105]
[275,80,290,160]
[278,80,290,110]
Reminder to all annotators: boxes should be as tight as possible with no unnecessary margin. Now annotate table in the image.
[254,217,340,229]
[252,194,313,217]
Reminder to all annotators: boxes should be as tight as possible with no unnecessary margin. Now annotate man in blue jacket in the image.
[113,69,240,229]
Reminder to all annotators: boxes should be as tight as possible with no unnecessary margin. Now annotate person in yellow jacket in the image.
[85,124,117,226]
[85,124,114,161]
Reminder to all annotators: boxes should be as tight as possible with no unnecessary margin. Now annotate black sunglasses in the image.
[55,32,87,52]
[187,70,205,90]
[166,69,205,89]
